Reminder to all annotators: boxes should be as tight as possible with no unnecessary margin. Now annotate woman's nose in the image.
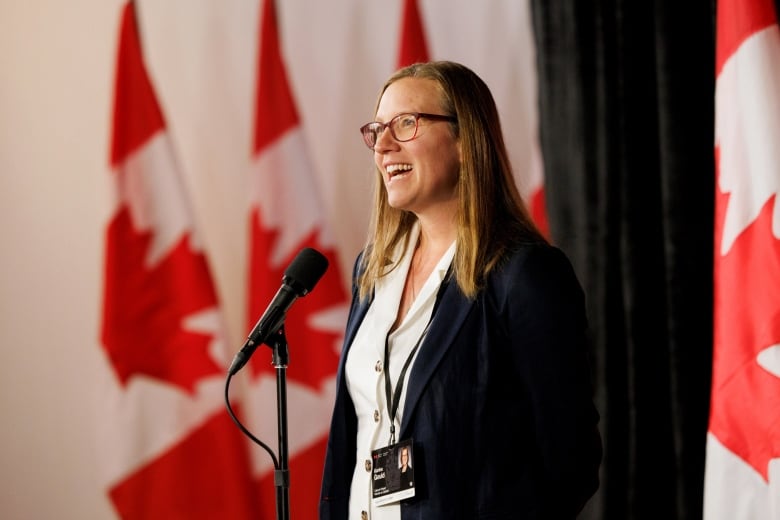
[373,126,396,152]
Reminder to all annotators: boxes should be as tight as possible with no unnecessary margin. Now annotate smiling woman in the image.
[368,76,462,227]
[319,60,602,520]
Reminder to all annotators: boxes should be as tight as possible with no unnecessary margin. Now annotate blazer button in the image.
[373,409,380,422]
[364,459,372,471]
[375,360,382,372]
[361,511,368,520]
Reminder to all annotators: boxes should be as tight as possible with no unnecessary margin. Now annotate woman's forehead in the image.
[377,78,442,117]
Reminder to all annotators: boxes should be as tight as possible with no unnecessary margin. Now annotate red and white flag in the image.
[396,0,548,237]
[99,3,259,517]
[243,0,349,517]
[705,0,780,517]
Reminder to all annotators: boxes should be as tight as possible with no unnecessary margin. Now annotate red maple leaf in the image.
[246,209,347,390]
[710,187,780,481]
[101,207,224,393]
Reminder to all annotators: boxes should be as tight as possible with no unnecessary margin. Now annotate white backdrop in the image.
[0,1,538,517]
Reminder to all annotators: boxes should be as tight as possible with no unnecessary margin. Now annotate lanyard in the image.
[380,262,452,445]
[383,317,433,445]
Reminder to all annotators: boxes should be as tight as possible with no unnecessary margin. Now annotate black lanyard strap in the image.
[381,262,452,444]
[383,318,432,445]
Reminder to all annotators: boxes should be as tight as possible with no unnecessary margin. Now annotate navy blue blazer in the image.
[320,243,602,519]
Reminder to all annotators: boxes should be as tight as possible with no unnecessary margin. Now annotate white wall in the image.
[0,1,538,517]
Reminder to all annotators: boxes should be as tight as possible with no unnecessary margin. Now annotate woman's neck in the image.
[391,223,454,331]
[415,215,457,258]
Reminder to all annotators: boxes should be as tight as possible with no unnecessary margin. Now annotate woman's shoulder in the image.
[488,242,583,299]
[500,241,575,275]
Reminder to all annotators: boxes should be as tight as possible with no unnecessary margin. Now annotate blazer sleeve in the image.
[495,245,602,515]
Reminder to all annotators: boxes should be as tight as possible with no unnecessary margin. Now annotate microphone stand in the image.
[269,327,290,520]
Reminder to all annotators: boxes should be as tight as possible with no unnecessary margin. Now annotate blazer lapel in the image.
[337,295,372,377]
[399,279,475,435]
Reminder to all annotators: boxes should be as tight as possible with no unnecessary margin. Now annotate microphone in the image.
[228,247,329,376]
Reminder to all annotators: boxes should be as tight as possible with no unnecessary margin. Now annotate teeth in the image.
[386,163,412,175]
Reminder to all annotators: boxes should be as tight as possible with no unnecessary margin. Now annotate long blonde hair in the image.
[357,61,545,301]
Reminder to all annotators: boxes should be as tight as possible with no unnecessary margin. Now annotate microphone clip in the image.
[268,326,289,368]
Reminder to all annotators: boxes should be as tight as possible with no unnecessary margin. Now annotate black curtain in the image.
[529,2,717,518]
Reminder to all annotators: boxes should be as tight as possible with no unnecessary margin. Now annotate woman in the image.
[320,61,601,519]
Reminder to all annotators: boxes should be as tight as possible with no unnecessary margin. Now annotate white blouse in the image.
[345,227,456,520]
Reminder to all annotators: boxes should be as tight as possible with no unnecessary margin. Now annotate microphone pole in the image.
[269,326,290,520]
[226,247,328,519]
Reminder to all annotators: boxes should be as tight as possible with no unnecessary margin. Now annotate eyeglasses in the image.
[359,112,457,150]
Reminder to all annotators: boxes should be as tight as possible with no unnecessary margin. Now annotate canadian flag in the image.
[705,0,780,518]
[396,0,548,237]
[99,3,259,518]
[242,0,349,518]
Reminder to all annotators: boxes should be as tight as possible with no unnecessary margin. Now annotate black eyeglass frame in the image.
[359,112,457,150]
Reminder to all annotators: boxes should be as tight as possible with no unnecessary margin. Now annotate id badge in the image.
[371,438,416,506]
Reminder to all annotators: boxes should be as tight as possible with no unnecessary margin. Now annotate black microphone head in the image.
[283,247,329,296]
